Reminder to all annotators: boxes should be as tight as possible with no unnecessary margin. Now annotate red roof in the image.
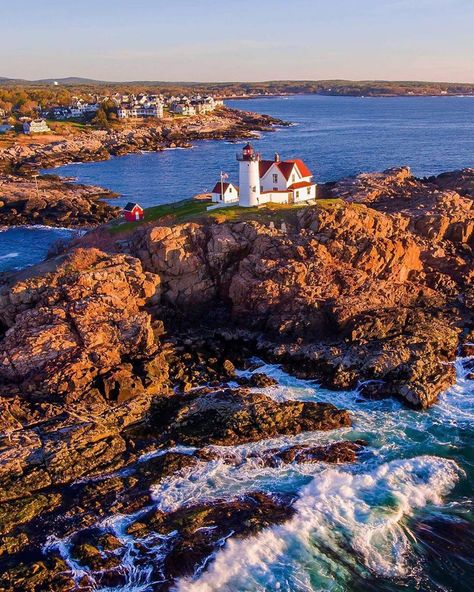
[259,160,274,177]
[289,159,313,178]
[123,202,143,212]
[259,159,313,181]
[288,180,314,190]
[211,182,237,194]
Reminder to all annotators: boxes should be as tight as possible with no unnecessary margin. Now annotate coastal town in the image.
[0,90,225,135]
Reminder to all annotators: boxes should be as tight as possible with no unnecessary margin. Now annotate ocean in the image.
[1,95,473,591]
[1,95,473,272]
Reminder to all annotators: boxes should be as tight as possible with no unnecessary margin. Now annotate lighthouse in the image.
[237,143,260,207]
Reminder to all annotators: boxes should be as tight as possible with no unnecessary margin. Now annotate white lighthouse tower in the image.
[237,143,260,207]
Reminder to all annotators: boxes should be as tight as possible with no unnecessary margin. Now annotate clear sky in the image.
[1,0,473,82]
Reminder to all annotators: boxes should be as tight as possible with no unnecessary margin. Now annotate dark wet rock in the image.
[194,447,241,464]
[252,440,366,466]
[195,440,365,467]
[126,491,296,587]
[134,451,199,482]
[236,372,278,388]
[70,528,124,571]
[461,343,474,357]
[0,493,62,536]
[0,552,76,592]
[166,340,239,392]
[150,388,351,447]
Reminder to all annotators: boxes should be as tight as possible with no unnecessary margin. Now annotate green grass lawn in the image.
[109,198,342,235]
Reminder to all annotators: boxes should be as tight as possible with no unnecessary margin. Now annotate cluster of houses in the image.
[116,93,164,119]
[116,93,223,119]
[169,95,223,116]
[41,98,100,120]
[38,92,224,122]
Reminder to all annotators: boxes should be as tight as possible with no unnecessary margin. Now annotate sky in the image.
[1,0,473,82]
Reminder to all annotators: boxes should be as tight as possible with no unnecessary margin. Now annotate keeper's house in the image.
[210,144,317,208]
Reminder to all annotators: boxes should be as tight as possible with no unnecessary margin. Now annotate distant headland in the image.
[1,77,474,97]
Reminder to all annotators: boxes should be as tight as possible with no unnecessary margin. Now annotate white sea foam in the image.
[43,358,472,592]
[174,456,462,592]
[0,252,19,260]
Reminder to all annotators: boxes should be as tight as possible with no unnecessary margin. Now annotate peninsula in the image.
[0,107,286,227]
[0,163,472,590]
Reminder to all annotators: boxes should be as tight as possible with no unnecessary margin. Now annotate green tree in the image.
[92,107,110,129]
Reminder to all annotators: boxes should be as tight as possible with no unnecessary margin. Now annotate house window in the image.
[307,186,311,195]
[229,187,232,192]
[292,174,296,183]
[296,191,300,198]
[272,173,278,183]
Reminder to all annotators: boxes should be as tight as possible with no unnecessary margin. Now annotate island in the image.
[0,163,472,590]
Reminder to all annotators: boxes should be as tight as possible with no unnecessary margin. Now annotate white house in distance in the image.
[210,143,317,208]
[23,119,51,134]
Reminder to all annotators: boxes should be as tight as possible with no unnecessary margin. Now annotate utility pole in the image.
[32,173,40,200]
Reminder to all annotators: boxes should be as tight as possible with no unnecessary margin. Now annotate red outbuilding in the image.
[123,202,144,222]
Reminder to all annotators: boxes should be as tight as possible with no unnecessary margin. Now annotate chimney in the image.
[274,152,280,162]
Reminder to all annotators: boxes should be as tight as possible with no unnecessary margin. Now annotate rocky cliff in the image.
[0,166,472,590]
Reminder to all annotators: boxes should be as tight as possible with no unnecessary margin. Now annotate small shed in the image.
[211,181,239,204]
[123,202,144,222]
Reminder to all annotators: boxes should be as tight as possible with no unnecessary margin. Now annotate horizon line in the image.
[1,76,474,86]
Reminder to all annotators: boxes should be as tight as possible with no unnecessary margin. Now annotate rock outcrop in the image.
[0,173,120,227]
[124,169,474,407]
[0,248,161,397]
[149,388,351,446]
[0,108,286,173]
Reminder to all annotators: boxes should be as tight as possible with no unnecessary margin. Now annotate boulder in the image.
[150,388,351,447]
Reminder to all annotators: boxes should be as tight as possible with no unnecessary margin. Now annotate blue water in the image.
[0,226,78,273]
[47,95,474,210]
[0,95,473,272]
[0,96,473,591]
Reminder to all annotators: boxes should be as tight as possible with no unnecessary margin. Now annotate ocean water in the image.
[47,358,474,592]
[1,96,473,590]
[0,226,79,273]
[1,95,473,272]
[49,95,474,210]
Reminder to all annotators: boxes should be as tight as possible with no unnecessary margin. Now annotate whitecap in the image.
[174,456,463,592]
[0,252,19,260]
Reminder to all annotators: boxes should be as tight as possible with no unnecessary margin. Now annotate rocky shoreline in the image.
[0,173,121,228]
[0,107,286,228]
[0,108,286,173]
[0,166,473,590]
